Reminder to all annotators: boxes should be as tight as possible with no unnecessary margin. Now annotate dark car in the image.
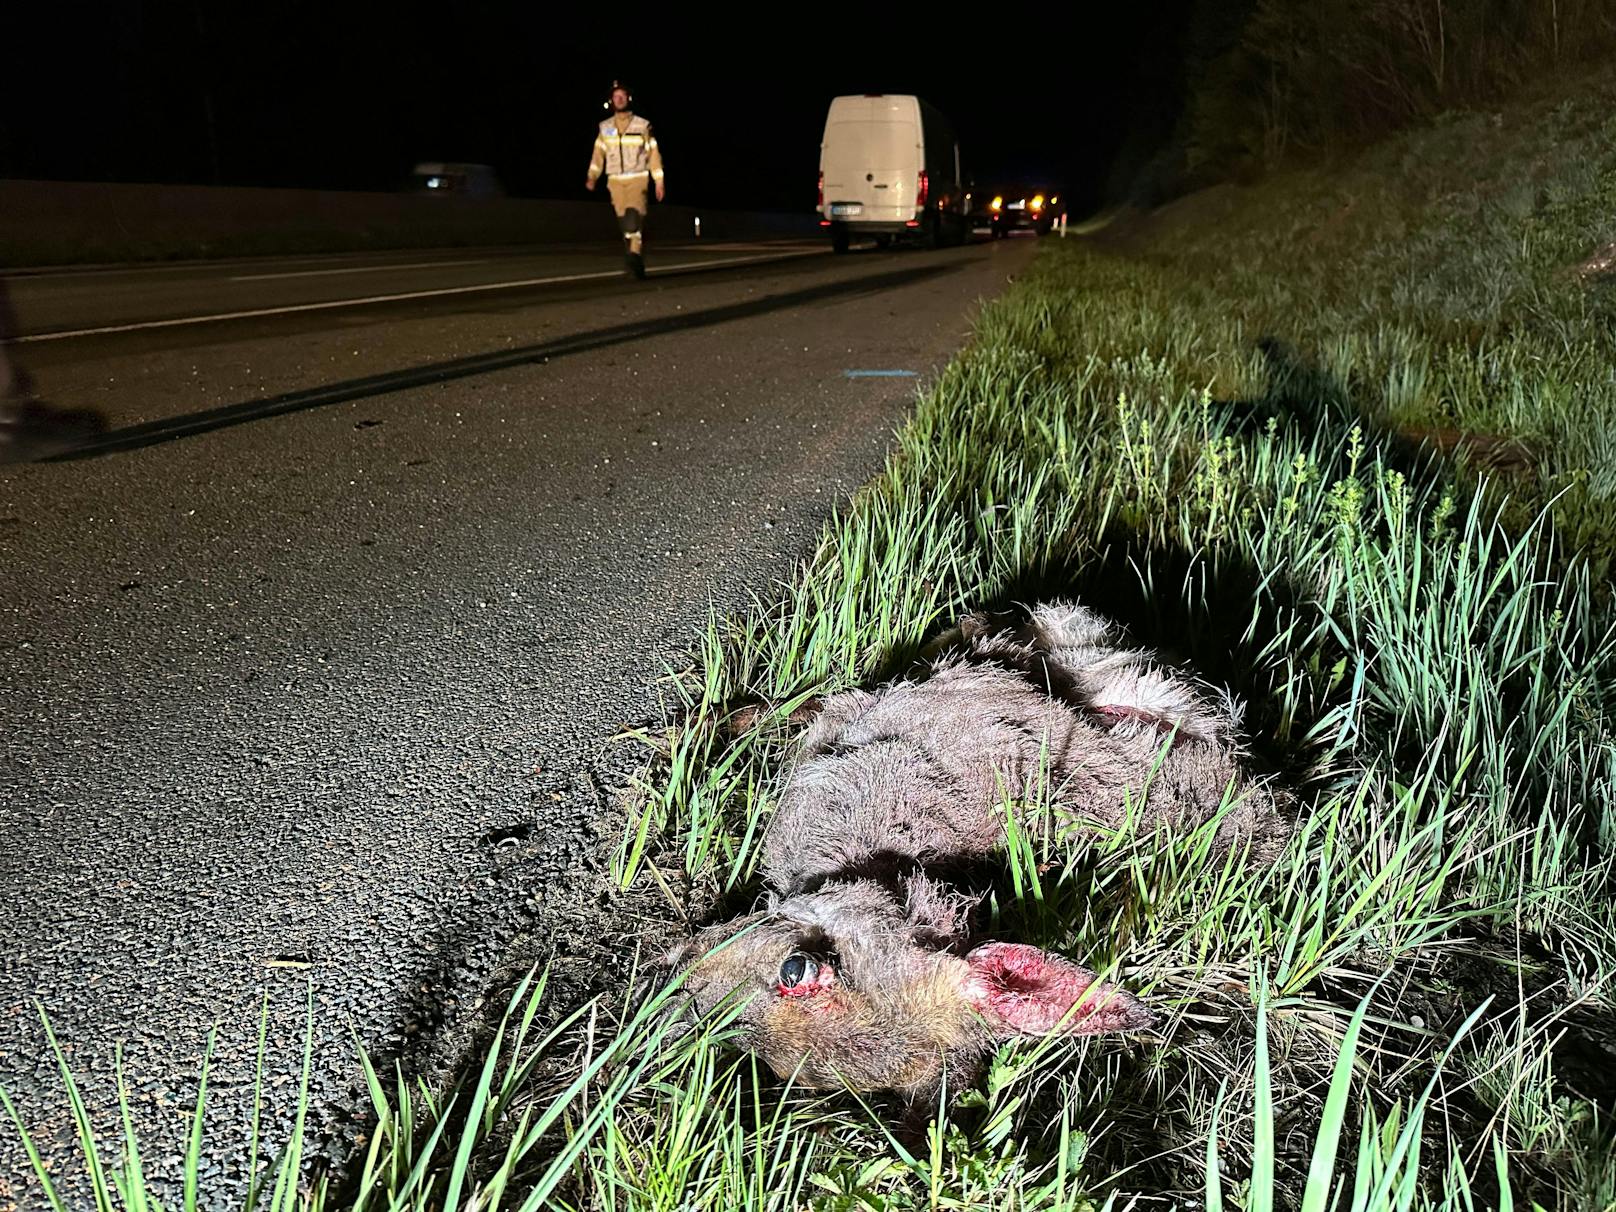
[408,162,504,199]
[973,185,1063,237]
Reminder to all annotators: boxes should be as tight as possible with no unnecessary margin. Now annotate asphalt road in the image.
[4,241,830,341]
[0,234,1033,1204]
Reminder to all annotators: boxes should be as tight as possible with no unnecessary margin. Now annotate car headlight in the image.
[991,196,1002,211]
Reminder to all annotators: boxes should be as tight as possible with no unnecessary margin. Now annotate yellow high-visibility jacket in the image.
[587,113,665,185]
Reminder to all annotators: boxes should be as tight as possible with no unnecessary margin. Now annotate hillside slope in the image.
[1107,60,1616,574]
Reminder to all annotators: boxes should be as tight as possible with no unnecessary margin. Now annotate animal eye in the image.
[778,952,818,991]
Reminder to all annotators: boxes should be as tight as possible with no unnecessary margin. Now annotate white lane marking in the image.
[229,258,490,281]
[11,249,830,343]
[12,241,824,281]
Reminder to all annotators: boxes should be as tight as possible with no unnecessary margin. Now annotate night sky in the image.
[4,4,1198,215]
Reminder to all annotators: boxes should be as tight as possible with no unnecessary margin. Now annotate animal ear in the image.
[962,942,1154,1038]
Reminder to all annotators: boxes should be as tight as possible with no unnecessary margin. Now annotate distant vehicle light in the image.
[1031,194,1045,210]
[991,196,1002,211]
[426,177,442,189]
[1051,195,1059,205]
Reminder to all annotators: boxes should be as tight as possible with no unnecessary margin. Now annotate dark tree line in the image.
[1126,0,1616,203]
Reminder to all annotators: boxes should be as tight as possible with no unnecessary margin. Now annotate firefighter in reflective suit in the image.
[585,80,665,279]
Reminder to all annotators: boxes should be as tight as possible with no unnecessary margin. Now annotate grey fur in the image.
[663,600,1290,1100]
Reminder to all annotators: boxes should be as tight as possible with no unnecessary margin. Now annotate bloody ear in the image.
[962,942,1155,1037]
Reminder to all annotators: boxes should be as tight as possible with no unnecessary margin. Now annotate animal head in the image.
[661,876,1154,1100]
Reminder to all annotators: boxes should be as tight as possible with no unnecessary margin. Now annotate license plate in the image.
[830,204,862,217]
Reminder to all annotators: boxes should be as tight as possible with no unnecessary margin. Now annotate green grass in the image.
[10,62,1616,1212]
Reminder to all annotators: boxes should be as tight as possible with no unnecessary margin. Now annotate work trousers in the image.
[607,176,650,254]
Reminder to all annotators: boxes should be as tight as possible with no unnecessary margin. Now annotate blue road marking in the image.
[844,369,919,378]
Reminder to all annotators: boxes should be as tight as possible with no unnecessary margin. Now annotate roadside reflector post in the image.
[694,216,701,237]
[1059,213,1067,238]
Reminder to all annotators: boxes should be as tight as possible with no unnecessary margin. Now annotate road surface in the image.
[0,234,1033,1203]
[5,241,830,343]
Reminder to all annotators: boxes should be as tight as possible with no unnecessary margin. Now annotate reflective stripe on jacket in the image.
[587,114,664,183]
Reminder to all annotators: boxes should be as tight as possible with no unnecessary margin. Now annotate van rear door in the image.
[820,97,922,224]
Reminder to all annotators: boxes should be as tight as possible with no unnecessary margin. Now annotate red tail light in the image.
[817,171,824,209]
[916,171,929,208]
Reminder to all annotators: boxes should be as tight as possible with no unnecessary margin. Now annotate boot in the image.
[625,251,646,279]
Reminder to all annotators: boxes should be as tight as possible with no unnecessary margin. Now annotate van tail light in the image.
[817,172,824,209]
[916,171,929,208]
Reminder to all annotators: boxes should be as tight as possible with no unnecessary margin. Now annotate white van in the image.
[817,95,970,252]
